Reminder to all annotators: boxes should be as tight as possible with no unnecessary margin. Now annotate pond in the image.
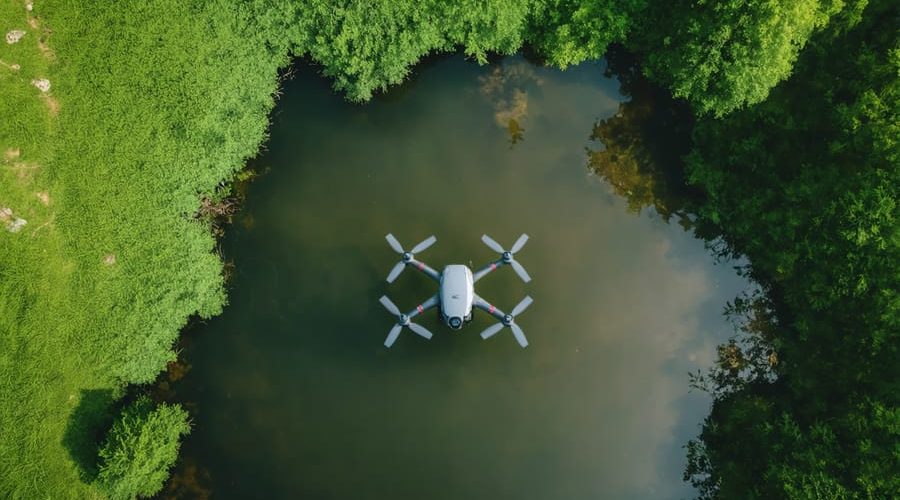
[163,55,748,499]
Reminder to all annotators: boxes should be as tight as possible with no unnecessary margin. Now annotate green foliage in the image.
[682,0,900,496]
[528,0,645,67]
[638,0,855,116]
[95,397,190,500]
[294,0,532,101]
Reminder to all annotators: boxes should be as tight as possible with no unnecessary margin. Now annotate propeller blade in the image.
[379,295,400,315]
[481,234,505,253]
[510,324,529,348]
[384,324,403,347]
[407,322,433,339]
[511,295,533,316]
[385,233,404,254]
[411,235,436,254]
[510,259,532,283]
[386,261,406,283]
[480,322,505,339]
[510,233,529,253]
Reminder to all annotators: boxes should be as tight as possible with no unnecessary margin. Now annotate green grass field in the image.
[0,1,289,496]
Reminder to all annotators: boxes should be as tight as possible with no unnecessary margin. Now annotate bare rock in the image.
[31,78,50,92]
[7,217,27,232]
[1,208,26,232]
[26,2,33,12]
[5,30,25,44]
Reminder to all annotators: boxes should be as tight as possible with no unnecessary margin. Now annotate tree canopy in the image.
[681,0,899,495]
[637,0,862,116]
[95,397,190,500]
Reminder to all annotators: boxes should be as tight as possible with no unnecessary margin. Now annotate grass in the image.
[0,1,289,496]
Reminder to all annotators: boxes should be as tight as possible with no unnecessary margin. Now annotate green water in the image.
[166,56,747,499]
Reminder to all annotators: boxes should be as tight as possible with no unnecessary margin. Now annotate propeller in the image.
[379,295,433,347]
[480,296,533,348]
[481,233,531,282]
[385,233,436,283]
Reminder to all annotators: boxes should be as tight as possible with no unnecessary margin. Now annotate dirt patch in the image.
[3,148,20,161]
[36,191,49,205]
[103,254,116,266]
[37,38,54,60]
[42,93,59,116]
[30,18,55,61]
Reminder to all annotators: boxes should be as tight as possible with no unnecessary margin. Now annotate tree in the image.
[682,0,899,495]
[293,0,532,101]
[637,0,853,116]
[94,397,190,500]
[527,0,646,67]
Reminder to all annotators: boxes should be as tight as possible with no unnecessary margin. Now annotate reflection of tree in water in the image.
[479,63,542,146]
[152,335,210,500]
[160,459,212,500]
[587,48,696,227]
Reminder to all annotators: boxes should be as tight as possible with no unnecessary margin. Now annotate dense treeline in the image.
[0,0,895,497]
[1,1,290,496]
[680,1,899,496]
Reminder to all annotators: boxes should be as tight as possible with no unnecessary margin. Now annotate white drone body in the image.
[379,233,533,348]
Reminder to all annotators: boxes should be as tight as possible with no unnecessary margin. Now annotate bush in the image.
[94,397,190,500]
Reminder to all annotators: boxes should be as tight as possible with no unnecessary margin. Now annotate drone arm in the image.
[473,258,505,283]
[473,294,507,322]
[407,258,441,282]
[405,294,439,319]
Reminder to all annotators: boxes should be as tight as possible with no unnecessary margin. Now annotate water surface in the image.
[167,56,747,499]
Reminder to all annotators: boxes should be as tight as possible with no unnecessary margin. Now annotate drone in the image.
[379,233,533,348]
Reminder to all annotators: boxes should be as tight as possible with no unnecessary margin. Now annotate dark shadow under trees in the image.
[61,389,116,482]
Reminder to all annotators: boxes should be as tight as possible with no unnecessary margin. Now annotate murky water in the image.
[166,56,747,499]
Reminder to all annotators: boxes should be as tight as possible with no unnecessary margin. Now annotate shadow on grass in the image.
[61,388,116,481]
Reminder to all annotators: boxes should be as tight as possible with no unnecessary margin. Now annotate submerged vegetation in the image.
[0,0,896,498]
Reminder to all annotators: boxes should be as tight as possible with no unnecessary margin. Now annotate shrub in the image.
[94,397,190,500]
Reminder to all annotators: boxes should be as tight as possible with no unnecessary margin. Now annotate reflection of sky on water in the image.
[170,56,748,500]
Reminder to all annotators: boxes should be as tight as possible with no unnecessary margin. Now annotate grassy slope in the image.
[0,1,288,497]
